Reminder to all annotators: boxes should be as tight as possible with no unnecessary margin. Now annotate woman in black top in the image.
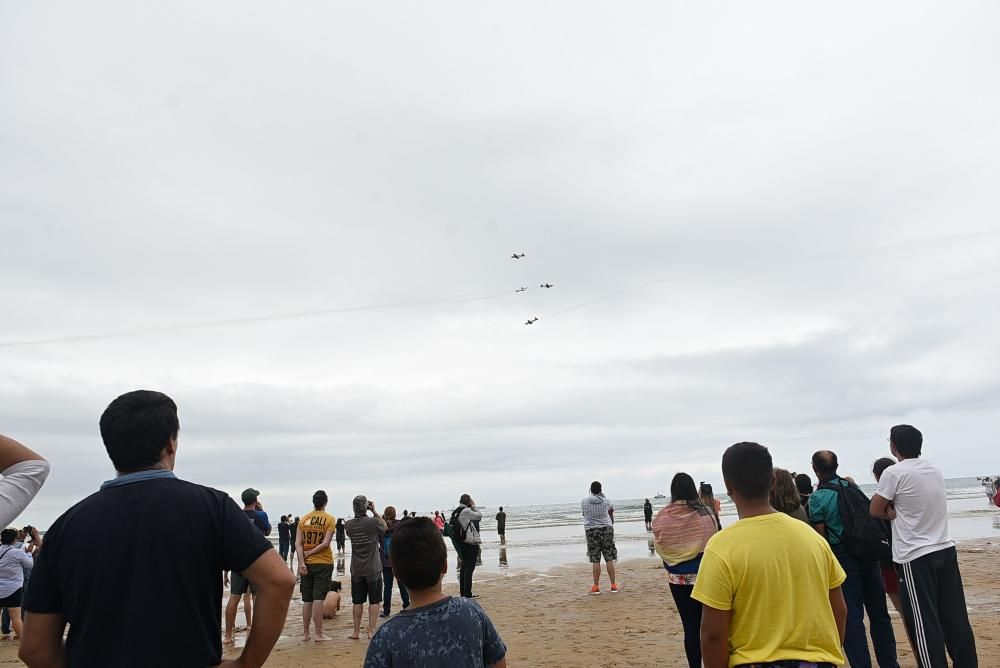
[335,517,346,554]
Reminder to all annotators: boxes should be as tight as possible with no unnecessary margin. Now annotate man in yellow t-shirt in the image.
[693,442,848,668]
[295,490,335,642]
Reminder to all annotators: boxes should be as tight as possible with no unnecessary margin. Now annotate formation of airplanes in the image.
[511,252,552,326]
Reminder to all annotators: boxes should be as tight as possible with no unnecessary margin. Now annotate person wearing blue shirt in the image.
[224,488,272,644]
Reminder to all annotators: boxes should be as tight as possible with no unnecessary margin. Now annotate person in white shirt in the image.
[870,425,978,668]
[0,528,34,639]
[0,435,50,528]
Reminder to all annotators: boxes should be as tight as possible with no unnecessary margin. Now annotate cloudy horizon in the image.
[3,1,999,526]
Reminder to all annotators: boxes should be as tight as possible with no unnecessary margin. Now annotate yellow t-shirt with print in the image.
[298,510,335,565]
[691,512,847,667]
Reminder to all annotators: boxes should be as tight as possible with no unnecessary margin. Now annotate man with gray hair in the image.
[345,495,386,640]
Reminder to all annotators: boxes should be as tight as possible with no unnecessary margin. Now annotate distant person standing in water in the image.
[495,507,507,545]
[336,518,346,554]
[699,483,723,531]
[582,481,618,594]
[278,515,291,564]
[643,499,653,531]
[871,425,978,668]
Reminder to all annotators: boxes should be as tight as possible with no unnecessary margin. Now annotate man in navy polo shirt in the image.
[19,390,294,668]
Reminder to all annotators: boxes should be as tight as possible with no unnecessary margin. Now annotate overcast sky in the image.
[3,1,999,527]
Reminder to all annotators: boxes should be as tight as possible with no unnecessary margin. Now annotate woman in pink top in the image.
[433,511,445,531]
[652,473,719,668]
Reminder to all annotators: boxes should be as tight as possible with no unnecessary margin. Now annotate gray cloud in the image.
[3,1,1000,525]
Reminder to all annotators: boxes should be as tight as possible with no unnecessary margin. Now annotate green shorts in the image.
[301,563,334,603]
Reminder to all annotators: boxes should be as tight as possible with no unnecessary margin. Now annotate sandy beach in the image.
[1,539,995,666]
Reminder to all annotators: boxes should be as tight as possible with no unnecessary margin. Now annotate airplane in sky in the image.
[511,253,525,259]
[516,287,528,293]
[539,283,553,289]
[525,317,539,325]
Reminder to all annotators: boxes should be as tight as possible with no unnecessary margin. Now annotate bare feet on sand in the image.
[348,632,361,640]
[313,635,332,642]
[301,634,310,642]
[222,636,235,645]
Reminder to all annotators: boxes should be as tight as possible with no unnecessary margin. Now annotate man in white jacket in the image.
[455,494,482,598]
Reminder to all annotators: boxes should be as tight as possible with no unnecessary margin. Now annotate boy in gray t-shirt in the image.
[364,517,507,668]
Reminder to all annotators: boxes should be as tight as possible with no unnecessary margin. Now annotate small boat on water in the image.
[653,491,666,499]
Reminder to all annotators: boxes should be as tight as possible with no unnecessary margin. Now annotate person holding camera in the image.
[346,495,387,640]
[455,494,483,599]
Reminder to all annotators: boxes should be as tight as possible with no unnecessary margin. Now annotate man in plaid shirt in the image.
[581,481,618,594]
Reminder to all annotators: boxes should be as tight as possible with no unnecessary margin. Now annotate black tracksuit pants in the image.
[898,546,978,667]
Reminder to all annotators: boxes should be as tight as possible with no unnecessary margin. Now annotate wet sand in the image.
[1,540,996,666]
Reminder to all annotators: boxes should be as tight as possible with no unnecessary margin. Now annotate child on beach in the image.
[364,517,507,668]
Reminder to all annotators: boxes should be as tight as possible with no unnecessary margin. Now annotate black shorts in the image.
[351,574,383,605]
[230,572,256,596]
[0,588,22,608]
[300,563,333,603]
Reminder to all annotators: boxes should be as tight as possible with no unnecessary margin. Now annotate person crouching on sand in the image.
[652,473,718,668]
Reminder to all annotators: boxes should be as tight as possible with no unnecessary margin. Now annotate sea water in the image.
[280,478,999,577]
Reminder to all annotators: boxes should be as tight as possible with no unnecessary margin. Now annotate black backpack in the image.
[818,478,891,563]
[448,507,467,542]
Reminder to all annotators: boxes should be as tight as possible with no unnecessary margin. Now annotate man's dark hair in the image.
[722,442,774,500]
[100,390,179,472]
[872,457,896,480]
[811,450,839,476]
[670,473,699,504]
[890,425,922,458]
[313,490,328,509]
[0,529,17,545]
[499,506,503,512]
[794,473,814,496]
[390,517,447,590]
[590,481,602,495]
[458,494,472,507]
